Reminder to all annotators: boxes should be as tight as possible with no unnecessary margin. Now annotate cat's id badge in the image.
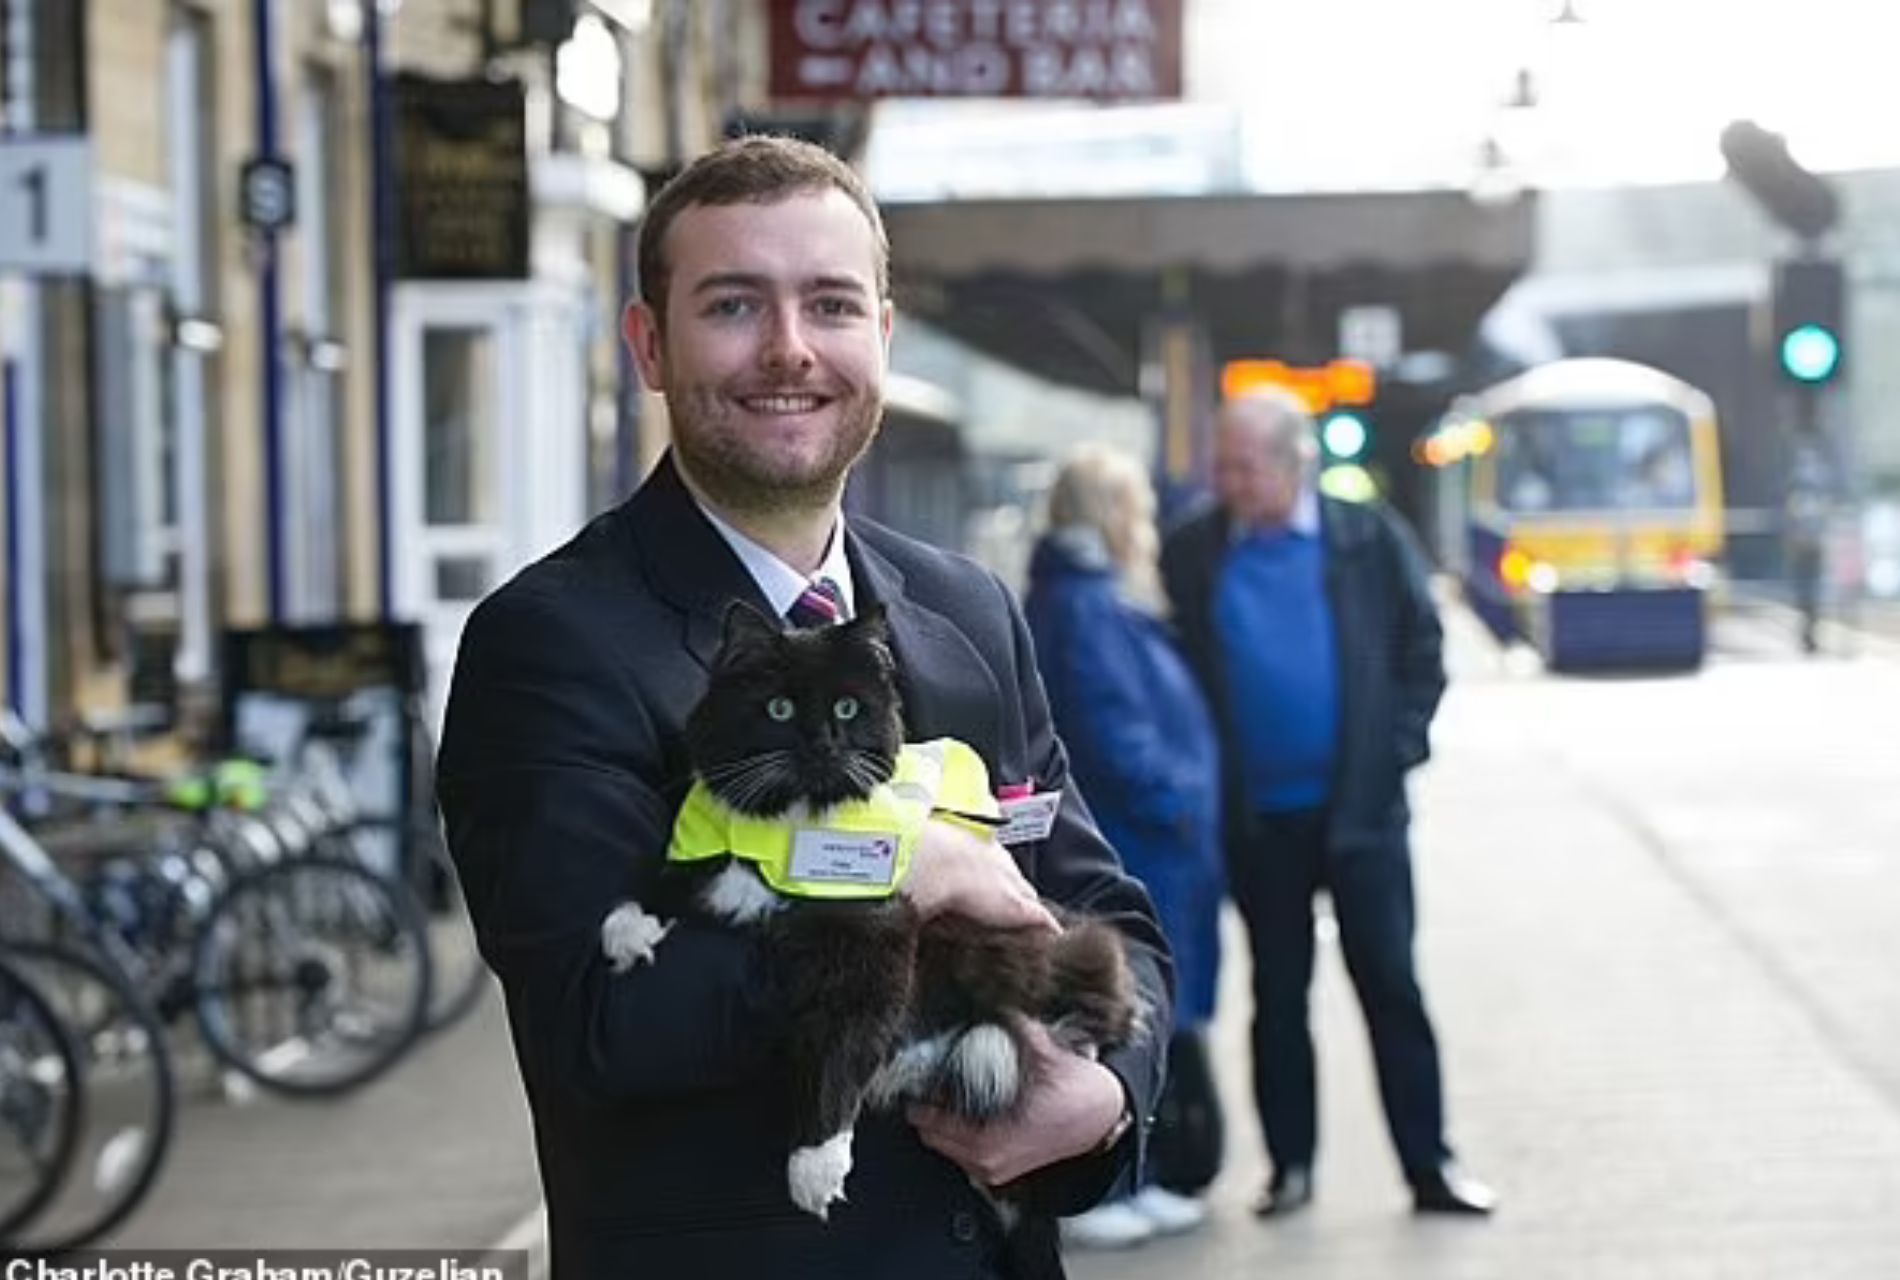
[995,790,1061,846]
[789,828,902,888]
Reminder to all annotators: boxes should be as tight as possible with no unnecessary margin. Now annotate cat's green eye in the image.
[833,696,860,722]
[766,697,796,722]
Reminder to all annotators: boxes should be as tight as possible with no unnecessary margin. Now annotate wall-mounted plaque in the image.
[394,76,530,280]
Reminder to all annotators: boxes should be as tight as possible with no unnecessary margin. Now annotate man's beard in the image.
[671,388,883,517]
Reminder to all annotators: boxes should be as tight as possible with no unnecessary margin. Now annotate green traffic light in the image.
[1321,411,1370,460]
[1781,323,1841,383]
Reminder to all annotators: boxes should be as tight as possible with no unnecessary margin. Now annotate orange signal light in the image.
[1330,359,1376,406]
[1221,360,1291,403]
[1221,358,1379,415]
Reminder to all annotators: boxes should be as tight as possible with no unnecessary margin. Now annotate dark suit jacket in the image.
[1160,495,1446,858]
[436,454,1172,1280]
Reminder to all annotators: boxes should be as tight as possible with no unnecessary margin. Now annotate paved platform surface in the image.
[1072,605,1900,1279]
[97,601,1900,1279]
[106,989,541,1257]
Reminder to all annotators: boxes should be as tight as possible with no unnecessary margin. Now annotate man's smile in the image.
[737,392,832,415]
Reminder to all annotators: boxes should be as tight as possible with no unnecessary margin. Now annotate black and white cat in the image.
[600,601,1141,1220]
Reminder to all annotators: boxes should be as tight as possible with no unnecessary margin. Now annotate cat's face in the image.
[685,601,905,817]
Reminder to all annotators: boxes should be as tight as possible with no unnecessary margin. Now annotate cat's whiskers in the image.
[714,754,802,818]
[838,750,895,797]
[700,751,794,783]
[704,753,794,800]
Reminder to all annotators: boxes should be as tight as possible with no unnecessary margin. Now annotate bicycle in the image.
[0,938,172,1254]
[285,698,487,1034]
[0,721,434,1100]
[0,950,84,1247]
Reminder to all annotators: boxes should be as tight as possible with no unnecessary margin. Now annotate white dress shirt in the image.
[696,501,858,621]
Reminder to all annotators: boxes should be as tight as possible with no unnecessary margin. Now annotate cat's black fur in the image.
[627,600,1140,1219]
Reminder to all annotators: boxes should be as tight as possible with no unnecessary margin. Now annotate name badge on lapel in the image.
[995,790,1061,846]
[789,828,902,887]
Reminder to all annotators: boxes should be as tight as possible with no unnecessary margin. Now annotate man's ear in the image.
[625,301,666,391]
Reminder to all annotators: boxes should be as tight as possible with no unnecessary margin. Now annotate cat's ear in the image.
[718,599,782,663]
[846,601,890,643]
[841,603,896,672]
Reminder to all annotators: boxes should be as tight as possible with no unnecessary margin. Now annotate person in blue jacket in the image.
[1025,444,1226,1250]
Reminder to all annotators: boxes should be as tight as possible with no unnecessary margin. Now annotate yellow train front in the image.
[1426,358,1725,672]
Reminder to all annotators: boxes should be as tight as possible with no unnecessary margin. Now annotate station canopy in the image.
[884,189,1536,397]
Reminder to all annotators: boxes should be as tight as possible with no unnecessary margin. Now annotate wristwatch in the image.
[1096,1095,1136,1154]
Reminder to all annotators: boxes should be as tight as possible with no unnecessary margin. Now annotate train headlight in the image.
[1668,547,1718,590]
[1528,562,1561,594]
[1499,549,1533,590]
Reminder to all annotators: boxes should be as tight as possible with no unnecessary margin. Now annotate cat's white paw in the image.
[787,1130,854,1220]
[600,901,672,972]
[701,861,784,925]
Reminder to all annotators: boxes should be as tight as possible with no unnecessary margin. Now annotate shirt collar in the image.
[696,500,858,620]
[1232,486,1322,542]
[1290,485,1321,536]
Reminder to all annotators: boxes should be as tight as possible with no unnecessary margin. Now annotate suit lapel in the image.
[624,463,1004,750]
[1320,495,1374,605]
[848,529,1004,754]
[621,453,777,670]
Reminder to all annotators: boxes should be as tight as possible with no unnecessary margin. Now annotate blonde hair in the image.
[1046,444,1165,611]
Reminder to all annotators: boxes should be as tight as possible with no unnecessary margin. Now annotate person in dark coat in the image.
[1023,445,1225,1250]
[434,136,1171,1280]
[1160,389,1494,1219]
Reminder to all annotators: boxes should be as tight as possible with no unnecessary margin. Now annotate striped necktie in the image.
[786,577,846,629]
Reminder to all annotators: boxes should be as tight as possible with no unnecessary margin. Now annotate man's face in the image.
[1213,415,1303,528]
[626,189,893,514]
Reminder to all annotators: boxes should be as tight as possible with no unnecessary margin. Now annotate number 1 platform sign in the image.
[0,135,93,276]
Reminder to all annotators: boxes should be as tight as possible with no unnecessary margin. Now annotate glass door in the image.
[391,291,517,724]
[391,281,587,727]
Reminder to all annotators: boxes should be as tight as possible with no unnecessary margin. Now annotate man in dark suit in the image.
[435,135,1171,1280]
[1160,390,1492,1219]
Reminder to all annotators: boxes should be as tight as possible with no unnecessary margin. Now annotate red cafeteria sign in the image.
[770,0,1183,101]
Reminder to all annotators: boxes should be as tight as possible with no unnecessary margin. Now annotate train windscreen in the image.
[1494,405,1697,515]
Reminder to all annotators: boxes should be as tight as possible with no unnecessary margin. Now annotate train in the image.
[1422,358,1725,671]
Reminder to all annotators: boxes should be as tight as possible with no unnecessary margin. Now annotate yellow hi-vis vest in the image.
[667,738,1002,900]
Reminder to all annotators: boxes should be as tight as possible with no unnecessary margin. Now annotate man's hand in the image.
[907,1020,1128,1187]
[902,819,1060,933]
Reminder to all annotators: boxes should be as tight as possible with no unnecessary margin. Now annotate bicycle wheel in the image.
[319,816,487,1034]
[0,941,175,1254]
[0,955,84,1246]
[192,856,432,1097]
[408,819,488,1033]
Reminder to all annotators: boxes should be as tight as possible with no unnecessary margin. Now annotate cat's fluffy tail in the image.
[1045,918,1141,1055]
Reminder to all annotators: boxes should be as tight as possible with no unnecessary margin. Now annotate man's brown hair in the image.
[636,135,890,324]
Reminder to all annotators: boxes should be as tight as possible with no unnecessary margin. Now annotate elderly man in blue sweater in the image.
[1160,389,1495,1219]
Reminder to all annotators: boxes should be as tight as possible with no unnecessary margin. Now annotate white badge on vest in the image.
[996,791,1061,846]
[789,829,902,886]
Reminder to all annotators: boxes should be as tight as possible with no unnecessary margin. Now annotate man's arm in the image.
[436,585,787,1105]
[1383,507,1447,771]
[1159,514,1220,699]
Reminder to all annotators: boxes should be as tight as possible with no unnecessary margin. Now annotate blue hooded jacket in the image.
[1025,530,1224,1024]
